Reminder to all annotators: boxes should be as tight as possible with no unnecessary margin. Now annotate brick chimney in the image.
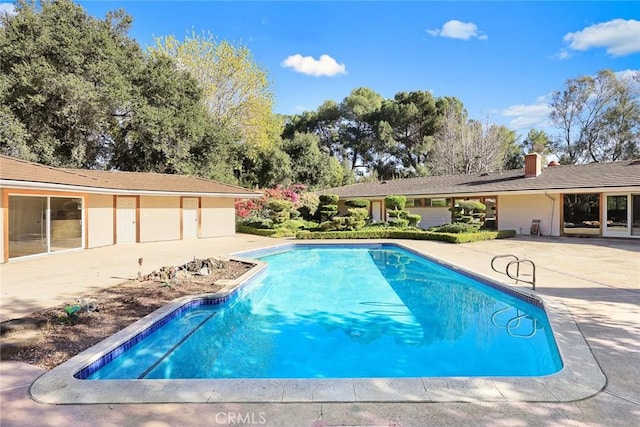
[524,153,542,178]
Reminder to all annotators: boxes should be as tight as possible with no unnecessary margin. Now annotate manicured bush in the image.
[430,222,480,234]
[296,228,516,243]
[345,198,370,209]
[280,219,305,230]
[406,213,422,227]
[451,200,486,225]
[298,192,320,220]
[347,208,368,220]
[237,224,296,237]
[242,219,273,229]
[384,195,406,211]
[296,229,392,239]
[267,199,293,212]
[319,194,339,205]
[319,204,338,221]
[318,194,339,222]
[392,218,409,228]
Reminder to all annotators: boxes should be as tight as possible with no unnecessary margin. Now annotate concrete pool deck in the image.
[1,234,639,425]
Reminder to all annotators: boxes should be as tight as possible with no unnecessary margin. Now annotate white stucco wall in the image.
[499,193,561,236]
[200,198,236,237]
[87,194,114,248]
[139,196,180,242]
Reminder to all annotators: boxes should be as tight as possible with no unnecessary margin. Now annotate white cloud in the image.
[502,102,552,130]
[554,49,571,60]
[281,54,347,77]
[426,20,487,41]
[0,2,16,16]
[563,19,640,57]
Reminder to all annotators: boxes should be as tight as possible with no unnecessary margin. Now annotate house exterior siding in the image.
[200,198,236,238]
[138,196,181,243]
[0,155,261,263]
[499,194,561,236]
[321,158,640,239]
[87,194,114,248]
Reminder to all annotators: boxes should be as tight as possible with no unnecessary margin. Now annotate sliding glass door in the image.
[50,197,83,252]
[8,196,47,258]
[8,195,83,260]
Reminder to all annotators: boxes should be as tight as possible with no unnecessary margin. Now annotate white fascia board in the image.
[352,186,640,199]
[0,180,262,198]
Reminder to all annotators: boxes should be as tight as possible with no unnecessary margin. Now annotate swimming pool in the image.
[30,242,605,404]
[79,244,561,380]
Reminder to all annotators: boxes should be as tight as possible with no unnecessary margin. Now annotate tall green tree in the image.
[237,144,292,189]
[151,32,280,150]
[0,0,142,167]
[550,69,640,164]
[110,52,207,173]
[282,132,343,189]
[513,128,553,168]
[340,87,384,171]
[377,91,438,176]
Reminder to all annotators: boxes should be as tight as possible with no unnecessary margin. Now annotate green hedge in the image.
[296,229,391,239]
[296,229,516,243]
[236,224,297,238]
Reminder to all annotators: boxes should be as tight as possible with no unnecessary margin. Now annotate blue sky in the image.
[2,1,639,139]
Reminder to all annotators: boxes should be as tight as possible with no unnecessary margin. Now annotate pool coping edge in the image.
[28,241,605,404]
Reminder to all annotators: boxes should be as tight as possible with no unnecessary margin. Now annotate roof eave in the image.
[330,185,640,199]
[0,180,262,198]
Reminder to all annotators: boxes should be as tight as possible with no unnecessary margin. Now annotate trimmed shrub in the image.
[319,194,339,205]
[296,229,392,240]
[237,224,296,237]
[451,200,486,225]
[319,204,338,221]
[298,192,320,220]
[267,199,294,212]
[406,213,422,227]
[347,207,368,220]
[318,193,339,222]
[280,219,305,230]
[296,228,516,243]
[345,198,370,209]
[430,222,480,234]
[392,218,409,228]
[384,195,406,211]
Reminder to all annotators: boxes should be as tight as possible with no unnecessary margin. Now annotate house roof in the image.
[323,160,640,198]
[0,155,261,197]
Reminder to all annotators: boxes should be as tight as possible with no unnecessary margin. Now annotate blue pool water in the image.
[82,244,562,379]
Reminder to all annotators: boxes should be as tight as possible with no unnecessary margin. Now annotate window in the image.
[563,194,600,235]
[606,195,628,231]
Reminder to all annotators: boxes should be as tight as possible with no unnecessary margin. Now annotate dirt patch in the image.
[0,259,253,370]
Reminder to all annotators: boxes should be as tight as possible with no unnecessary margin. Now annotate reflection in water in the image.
[91,246,562,379]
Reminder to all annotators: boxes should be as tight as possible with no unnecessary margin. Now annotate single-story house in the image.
[325,153,640,239]
[0,155,261,263]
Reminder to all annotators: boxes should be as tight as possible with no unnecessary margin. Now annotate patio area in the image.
[1,234,639,426]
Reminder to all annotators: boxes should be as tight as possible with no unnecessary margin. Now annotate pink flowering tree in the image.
[235,184,307,223]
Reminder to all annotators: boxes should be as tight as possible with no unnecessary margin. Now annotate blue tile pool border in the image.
[74,295,233,379]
